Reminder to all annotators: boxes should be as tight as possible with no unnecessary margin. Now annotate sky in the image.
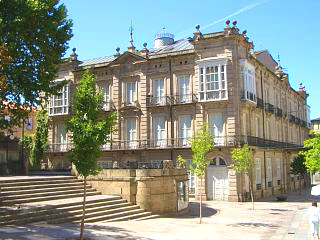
[61,0,319,119]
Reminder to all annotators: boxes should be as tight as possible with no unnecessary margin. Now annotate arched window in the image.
[209,157,227,166]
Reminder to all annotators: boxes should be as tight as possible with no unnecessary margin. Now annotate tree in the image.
[231,144,254,210]
[67,71,116,240]
[0,0,73,129]
[302,132,320,174]
[30,109,48,169]
[290,154,307,194]
[177,125,213,224]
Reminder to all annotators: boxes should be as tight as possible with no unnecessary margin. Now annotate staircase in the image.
[0,176,156,226]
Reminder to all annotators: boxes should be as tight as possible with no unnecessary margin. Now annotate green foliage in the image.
[301,133,320,173]
[0,0,73,129]
[181,125,214,177]
[30,109,48,168]
[231,144,253,175]
[67,71,116,177]
[290,154,307,176]
[177,155,186,168]
[19,136,33,162]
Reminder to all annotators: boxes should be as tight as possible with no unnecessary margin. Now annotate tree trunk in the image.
[80,176,87,240]
[199,177,202,224]
[249,177,254,210]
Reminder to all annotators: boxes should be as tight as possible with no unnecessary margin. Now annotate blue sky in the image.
[61,0,319,119]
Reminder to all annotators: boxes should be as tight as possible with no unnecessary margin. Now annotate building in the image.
[311,117,320,133]
[46,21,311,201]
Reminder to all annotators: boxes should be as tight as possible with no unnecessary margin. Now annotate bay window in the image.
[197,58,228,101]
[240,59,256,102]
[48,81,69,116]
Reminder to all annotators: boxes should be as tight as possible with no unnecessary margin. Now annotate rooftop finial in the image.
[70,47,77,61]
[129,20,134,48]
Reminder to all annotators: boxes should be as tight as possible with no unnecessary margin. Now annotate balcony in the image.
[294,117,300,125]
[102,101,115,112]
[239,135,303,149]
[172,94,198,105]
[265,103,274,113]
[257,97,264,109]
[289,114,295,123]
[274,108,283,118]
[146,96,171,107]
[241,90,256,103]
[47,143,73,153]
[120,101,140,110]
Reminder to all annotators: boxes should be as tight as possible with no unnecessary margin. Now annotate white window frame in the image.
[208,112,225,146]
[48,79,69,116]
[276,158,281,182]
[123,81,138,105]
[179,115,192,146]
[153,79,165,104]
[197,57,228,102]
[266,157,272,187]
[255,158,262,185]
[177,75,191,103]
[126,118,137,149]
[240,60,256,103]
[187,159,196,194]
[152,115,166,147]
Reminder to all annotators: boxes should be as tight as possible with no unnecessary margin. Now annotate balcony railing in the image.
[274,108,283,117]
[146,96,171,107]
[172,94,198,104]
[47,143,73,153]
[47,135,304,153]
[121,101,139,108]
[239,135,303,149]
[265,103,274,113]
[241,90,256,102]
[257,97,264,109]
[102,101,115,112]
[289,114,295,123]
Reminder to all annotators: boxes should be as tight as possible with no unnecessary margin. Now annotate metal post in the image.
[5,136,9,175]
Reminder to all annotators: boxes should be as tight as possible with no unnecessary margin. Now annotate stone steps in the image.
[0,176,156,225]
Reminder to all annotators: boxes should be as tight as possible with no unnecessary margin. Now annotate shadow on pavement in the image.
[0,223,154,240]
[177,202,218,219]
[227,222,279,229]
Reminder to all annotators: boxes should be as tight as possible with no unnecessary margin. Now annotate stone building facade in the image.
[46,21,311,201]
[311,117,320,133]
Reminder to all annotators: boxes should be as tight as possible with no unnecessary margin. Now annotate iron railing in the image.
[47,135,304,153]
[172,94,198,104]
[257,97,264,109]
[289,114,295,123]
[121,101,139,108]
[265,103,274,113]
[274,108,283,117]
[146,96,171,107]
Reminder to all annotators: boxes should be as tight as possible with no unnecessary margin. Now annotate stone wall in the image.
[76,167,188,214]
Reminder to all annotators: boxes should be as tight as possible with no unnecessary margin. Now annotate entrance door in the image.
[207,157,229,200]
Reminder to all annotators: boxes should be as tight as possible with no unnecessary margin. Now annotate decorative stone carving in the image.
[162,160,174,169]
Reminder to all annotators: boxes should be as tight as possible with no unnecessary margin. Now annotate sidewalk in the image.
[0,188,313,240]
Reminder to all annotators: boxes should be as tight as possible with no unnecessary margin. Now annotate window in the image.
[153,79,165,104]
[123,81,137,105]
[56,123,67,151]
[240,60,256,102]
[179,115,192,146]
[209,112,224,146]
[209,157,226,166]
[153,116,166,146]
[102,83,111,110]
[276,159,281,185]
[98,161,113,169]
[255,158,262,190]
[187,159,196,194]
[198,58,227,101]
[126,118,137,148]
[48,83,69,115]
[178,75,191,103]
[266,157,272,187]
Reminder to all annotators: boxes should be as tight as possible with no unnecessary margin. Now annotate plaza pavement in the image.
[0,187,313,240]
